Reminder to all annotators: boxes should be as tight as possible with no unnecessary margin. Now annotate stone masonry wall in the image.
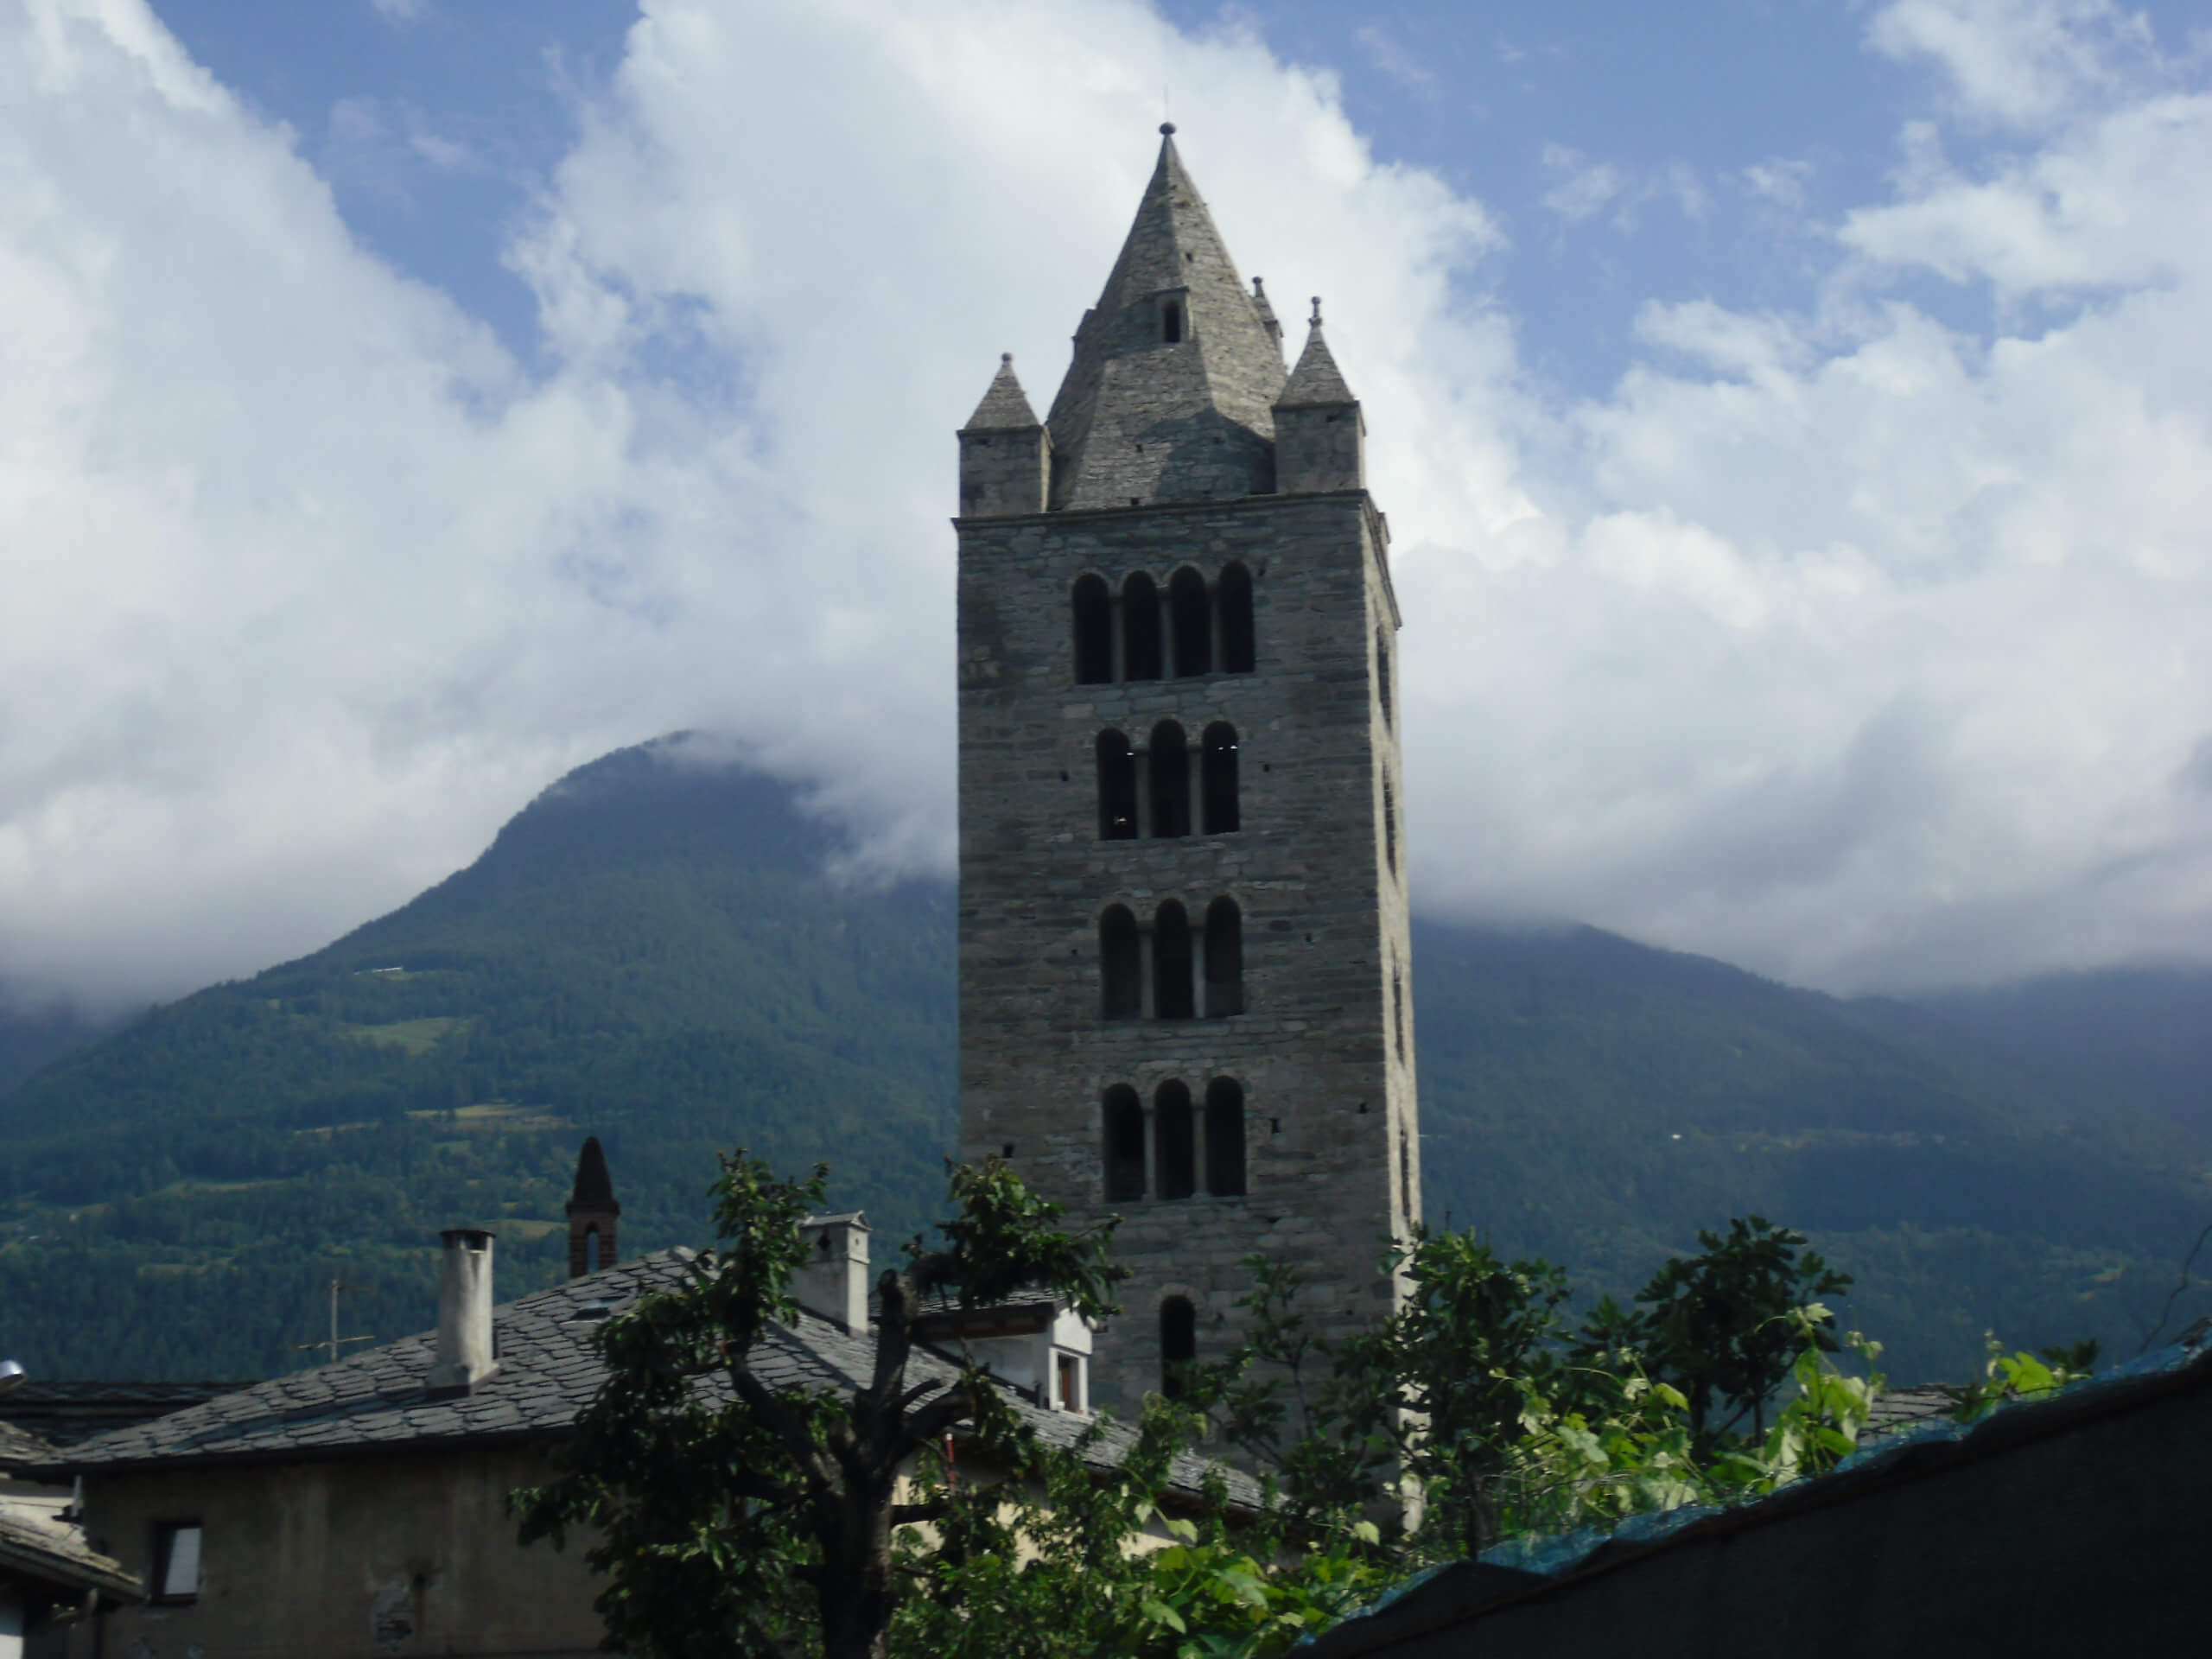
[957,489,1417,1408]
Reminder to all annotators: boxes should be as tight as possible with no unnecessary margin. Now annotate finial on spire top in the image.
[1310,296,1324,325]
[1160,121,1177,136]
[1253,276,1266,296]
[1001,352,1013,364]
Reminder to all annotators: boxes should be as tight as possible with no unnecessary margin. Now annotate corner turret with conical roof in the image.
[960,353,1051,517]
[1042,125,1287,510]
[1274,299,1364,494]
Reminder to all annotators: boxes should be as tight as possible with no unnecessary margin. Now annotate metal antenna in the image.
[296,1279,374,1369]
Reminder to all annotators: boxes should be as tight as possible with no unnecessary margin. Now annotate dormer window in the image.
[1161,301,1183,344]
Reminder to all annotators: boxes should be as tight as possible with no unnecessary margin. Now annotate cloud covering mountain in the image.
[2,0,2207,1009]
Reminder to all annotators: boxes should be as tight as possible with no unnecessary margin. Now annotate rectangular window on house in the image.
[153,1521,203,1603]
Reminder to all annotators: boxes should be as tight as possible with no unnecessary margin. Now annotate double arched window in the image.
[1094,722,1239,840]
[1069,563,1256,683]
[1097,899,1243,1020]
[1097,1077,1249,1204]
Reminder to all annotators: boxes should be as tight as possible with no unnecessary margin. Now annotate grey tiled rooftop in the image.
[29,1250,1255,1508]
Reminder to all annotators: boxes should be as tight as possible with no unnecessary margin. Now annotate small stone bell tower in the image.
[955,127,1419,1406]
[566,1135,620,1279]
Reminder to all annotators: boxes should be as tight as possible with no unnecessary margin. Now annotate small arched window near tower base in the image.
[1154,900,1195,1020]
[1205,1078,1248,1197]
[1103,1085,1146,1201]
[1101,906,1141,1020]
[582,1226,602,1274]
[1201,722,1239,835]
[1155,1081,1195,1199]
[1204,897,1243,1018]
[1123,573,1163,682]
[1160,1296,1197,1398]
[1169,567,1211,677]
[1073,575,1113,684]
[1149,721,1191,838]
[1096,730,1137,840]
[1219,563,1255,674]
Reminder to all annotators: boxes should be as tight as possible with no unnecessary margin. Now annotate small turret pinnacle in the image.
[1277,304,1357,409]
[963,353,1041,430]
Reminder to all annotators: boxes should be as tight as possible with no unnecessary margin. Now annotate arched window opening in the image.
[1205,1079,1248,1197]
[583,1226,602,1274]
[1154,901,1194,1020]
[1169,568,1211,677]
[1150,721,1191,838]
[1376,627,1393,728]
[1096,730,1137,841]
[1160,1296,1197,1398]
[1103,1086,1146,1201]
[1101,906,1141,1020]
[1219,563,1255,674]
[1073,575,1113,684]
[1383,780,1397,876]
[1123,573,1163,681]
[1205,897,1243,1019]
[1162,301,1184,344]
[1201,723,1239,835]
[1155,1082,1195,1200]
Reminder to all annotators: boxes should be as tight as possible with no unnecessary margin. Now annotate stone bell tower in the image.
[956,126,1418,1407]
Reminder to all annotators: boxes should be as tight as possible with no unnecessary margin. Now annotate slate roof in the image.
[0,1415,53,1468]
[963,355,1043,430]
[29,1250,1257,1510]
[1044,129,1287,510]
[0,1507,142,1605]
[1277,316,1357,409]
[0,1381,244,1449]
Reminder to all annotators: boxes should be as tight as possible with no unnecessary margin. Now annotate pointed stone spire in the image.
[963,353,1041,431]
[1044,128,1288,509]
[1277,299,1358,408]
[566,1135,620,1279]
[1249,276,1282,349]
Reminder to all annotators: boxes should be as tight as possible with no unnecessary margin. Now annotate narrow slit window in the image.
[1376,627,1393,728]
[1205,1079,1248,1197]
[1155,1081,1195,1199]
[1204,897,1243,1019]
[1393,964,1406,1063]
[1122,573,1163,681]
[1383,781,1397,876]
[1169,568,1211,677]
[1160,1296,1197,1398]
[1101,906,1141,1020]
[1162,301,1183,344]
[1218,563,1255,674]
[1096,730,1137,840]
[1154,901,1194,1020]
[1149,721,1191,838]
[1103,1085,1146,1201]
[1201,723,1239,835]
[1073,575,1113,683]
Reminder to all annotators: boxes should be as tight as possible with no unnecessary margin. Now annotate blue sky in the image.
[3,0,2210,1004]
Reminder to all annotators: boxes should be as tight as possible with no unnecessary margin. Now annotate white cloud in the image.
[1539,142,1625,223]
[1,0,2209,1006]
[1867,0,2157,127]
[371,0,430,25]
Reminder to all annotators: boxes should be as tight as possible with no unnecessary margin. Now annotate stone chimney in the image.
[791,1212,870,1332]
[427,1228,498,1396]
[566,1135,620,1279]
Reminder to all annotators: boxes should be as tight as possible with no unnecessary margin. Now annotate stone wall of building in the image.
[957,488,1418,1408]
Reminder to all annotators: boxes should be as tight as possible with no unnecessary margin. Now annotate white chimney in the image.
[427,1228,498,1395]
[792,1212,871,1332]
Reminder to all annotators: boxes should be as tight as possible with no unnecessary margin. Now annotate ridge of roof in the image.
[963,354,1042,430]
[1044,130,1287,510]
[1276,313,1357,409]
[0,1508,143,1604]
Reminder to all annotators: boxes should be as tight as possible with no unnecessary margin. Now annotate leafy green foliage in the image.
[513,1152,1124,1659]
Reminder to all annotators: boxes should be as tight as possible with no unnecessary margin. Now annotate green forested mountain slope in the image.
[1,739,2206,1384]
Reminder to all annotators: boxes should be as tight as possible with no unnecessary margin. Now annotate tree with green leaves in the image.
[1603,1214,1853,1444]
[513,1151,1123,1659]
